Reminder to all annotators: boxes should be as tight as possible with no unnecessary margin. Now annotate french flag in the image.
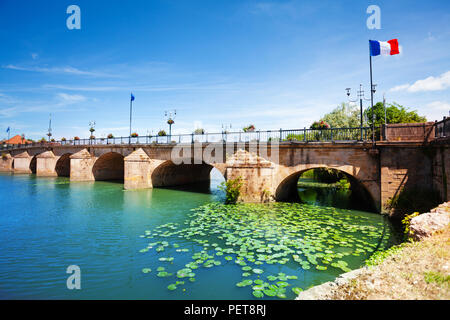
[369,39,400,56]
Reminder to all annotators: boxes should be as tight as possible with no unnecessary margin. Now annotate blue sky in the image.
[0,0,449,140]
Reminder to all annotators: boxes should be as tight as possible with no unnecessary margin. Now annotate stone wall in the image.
[432,143,450,202]
[379,146,433,212]
[382,122,435,142]
[0,153,12,172]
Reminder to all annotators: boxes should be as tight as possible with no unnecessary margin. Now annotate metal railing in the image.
[435,117,450,139]
[0,127,371,151]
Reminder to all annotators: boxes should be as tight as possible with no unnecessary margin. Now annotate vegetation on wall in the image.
[219,177,244,204]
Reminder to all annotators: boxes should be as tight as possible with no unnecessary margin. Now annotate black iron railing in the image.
[435,117,450,139]
[0,127,371,150]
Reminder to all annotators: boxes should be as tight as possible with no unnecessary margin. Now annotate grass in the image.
[326,226,450,300]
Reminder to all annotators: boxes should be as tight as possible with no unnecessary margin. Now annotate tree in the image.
[319,103,360,128]
[365,102,427,127]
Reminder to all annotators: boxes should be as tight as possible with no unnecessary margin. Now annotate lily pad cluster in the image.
[139,202,394,299]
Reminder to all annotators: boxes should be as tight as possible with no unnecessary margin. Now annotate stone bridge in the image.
[1,140,449,214]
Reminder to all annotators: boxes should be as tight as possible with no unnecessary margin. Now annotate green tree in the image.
[365,102,427,127]
[319,103,360,128]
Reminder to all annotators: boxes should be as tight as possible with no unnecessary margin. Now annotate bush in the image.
[74,136,80,140]
[107,133,114,139]
[158,130,167,136]
[285,134,304,141]
[402,212,420,241]
[61,137,66,141]
[219,177,244,204]
[194,128,205,135]
[131,132,138,137]
[310,121,330,130]
[89,135,95,139]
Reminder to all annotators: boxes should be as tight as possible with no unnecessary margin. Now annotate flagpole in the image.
[369,51,375,147]
[129,94,133,144]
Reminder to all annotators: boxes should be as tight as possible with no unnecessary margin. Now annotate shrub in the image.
[61,137,66,141]
[39,137,46,143]
[219,177,244,204]
[107,133,114,139]
[310,120,330,130]
[285,134,304,141]
[50,138,55,142]
[74,136,80,140]
[1,153,8,160]
[131,132,138,137]
[194,128,205,135]
[402,212,420,241]
[89,135,95,139]
[158,130,167,136]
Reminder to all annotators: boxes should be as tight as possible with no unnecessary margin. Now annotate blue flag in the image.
[131,93,135,102]
[6,127,10,133]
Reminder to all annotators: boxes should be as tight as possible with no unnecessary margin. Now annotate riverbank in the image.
[296,212,450,300]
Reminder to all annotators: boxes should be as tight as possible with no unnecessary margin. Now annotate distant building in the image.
[1,135,33,145]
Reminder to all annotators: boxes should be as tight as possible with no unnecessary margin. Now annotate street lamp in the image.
[346,84,371,141]
[47,113,52,142]
[221,123,232,142]
[164,109,176,140]
[89,121,96,144]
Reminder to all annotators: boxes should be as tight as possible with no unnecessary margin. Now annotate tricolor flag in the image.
[369,39,400,56]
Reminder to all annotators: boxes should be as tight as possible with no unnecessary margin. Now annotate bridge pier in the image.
[13,151,33,174]
[70,149,96,181]
[226,149,274,202]
[0,153,13,172]
[36,151,58,177]
[124,148,153,189]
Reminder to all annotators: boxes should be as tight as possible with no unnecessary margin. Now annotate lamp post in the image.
[47,113,52,142]
[346,84,371,141]
[89,121,96,145]
[222,123,232,142]
[164,109,176,141]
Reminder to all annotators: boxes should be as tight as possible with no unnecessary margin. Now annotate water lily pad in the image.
[167,284,177,291]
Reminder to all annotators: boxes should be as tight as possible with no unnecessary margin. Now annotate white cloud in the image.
[57,93,87,104]
[390,71,450,93]
[3,64,109,77]
[426,101,450,111]
[423,101,450,121]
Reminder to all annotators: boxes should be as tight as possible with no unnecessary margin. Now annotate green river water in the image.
[0,172,400,299]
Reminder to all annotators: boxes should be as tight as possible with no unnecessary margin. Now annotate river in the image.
[0,172,400,299]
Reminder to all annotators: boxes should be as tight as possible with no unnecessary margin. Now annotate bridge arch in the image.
[274,166,378,212]
[55,153,71,177]
[29,156,37,174]
[151,160,221,188]
[92,152,124,181]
